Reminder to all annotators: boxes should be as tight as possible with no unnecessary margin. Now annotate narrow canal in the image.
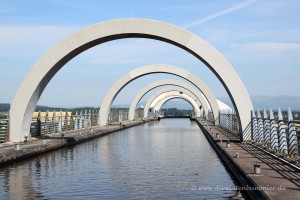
[0,119,239,199]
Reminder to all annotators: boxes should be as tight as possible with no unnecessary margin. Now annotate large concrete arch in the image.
[146,90,201,118]
[128,79,210,120]
[154,96,197,114]
[144,88,202,118]
[100,64,219,126]
[153,96,199,118]
[10,18,253,142]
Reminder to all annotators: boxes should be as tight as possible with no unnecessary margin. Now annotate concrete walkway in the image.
[197,118,300,200]
[0,119,154,167]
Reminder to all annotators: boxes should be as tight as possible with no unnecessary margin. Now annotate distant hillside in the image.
[218,95,300,111]
[2,95,300,112]
[0,103,99,113]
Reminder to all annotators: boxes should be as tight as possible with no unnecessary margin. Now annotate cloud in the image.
[238,42,300,56]
[183,0,257,28]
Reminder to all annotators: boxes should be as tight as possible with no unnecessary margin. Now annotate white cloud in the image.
[238,42,300,56]
[183,0,257,28]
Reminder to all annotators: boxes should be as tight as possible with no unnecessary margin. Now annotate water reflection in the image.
[0,119,237,199]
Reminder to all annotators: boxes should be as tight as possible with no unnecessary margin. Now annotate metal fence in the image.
[0,119,9,143]
[251,108,299,160]
[135,109,144,119]
[30,110,100,136]
[108,109,129,123]
[219,109,239,134]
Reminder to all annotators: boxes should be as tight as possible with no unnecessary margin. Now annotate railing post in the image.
[257,109,264,143]
[269,109,279,151]
[45,110,49,134]
[119,110,123,122]
[74,110,78,130]
[252,110,258,141]
[263,108,271,146]
[53,110,56,133]
[65,110,69,131]
[79,110,83,129]
[278,108,288,155]
[84,110,88,128]
[287,108,299,158]
[58,110,62,132]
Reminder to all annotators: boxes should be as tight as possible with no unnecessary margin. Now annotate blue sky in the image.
[0,0,299,107]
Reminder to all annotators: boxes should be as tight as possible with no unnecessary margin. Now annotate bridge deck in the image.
[197,118,300,200]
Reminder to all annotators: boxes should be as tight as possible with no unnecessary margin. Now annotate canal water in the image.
[0,119,239,199]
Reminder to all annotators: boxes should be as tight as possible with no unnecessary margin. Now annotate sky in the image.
[0,0,299,108]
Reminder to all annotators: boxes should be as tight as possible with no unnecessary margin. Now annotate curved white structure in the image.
[146,90,201,118]
[10,18,253,142]
[153,96,196,114]
[128,79,210,120]
[100,64,219,126]
[144,88,202,118]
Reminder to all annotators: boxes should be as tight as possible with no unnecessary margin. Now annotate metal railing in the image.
[0,119,9,143]
[30,110,100,136]
[219,109,239,134]
[108,109,129,123]
[251,108,300,162]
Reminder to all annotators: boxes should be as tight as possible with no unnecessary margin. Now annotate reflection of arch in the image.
[128,79,210,120]
[10,18,252,142]
[100,64,219,126]
[144,88,202,118]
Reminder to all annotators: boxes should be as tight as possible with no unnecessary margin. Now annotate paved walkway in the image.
[198,119,300,200]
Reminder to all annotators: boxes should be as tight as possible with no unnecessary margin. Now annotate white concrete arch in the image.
[100,64,219,126]
[154,96,196,114]
[128,79,210,120]
[10,18,253,142]
[144,88,202,118]
[146,90,201,118]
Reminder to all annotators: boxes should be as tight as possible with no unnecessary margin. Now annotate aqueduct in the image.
[9,18,253,142]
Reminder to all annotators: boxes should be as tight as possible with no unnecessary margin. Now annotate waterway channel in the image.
[0,119,239,199]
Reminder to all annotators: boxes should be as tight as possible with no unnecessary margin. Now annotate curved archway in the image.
[10,18,252,142]
[154,96,197,117]
[128,79,210,120]
[147,93,200,118]
[144,88,202,118]
[152,96,199,118]
[100,64,219,126]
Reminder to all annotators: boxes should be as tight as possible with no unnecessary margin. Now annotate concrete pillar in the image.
[263,108,271,146]
[251,110,258,141]
[269,109,279,150]
[278,108,288,155]
[287,108,299,158]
